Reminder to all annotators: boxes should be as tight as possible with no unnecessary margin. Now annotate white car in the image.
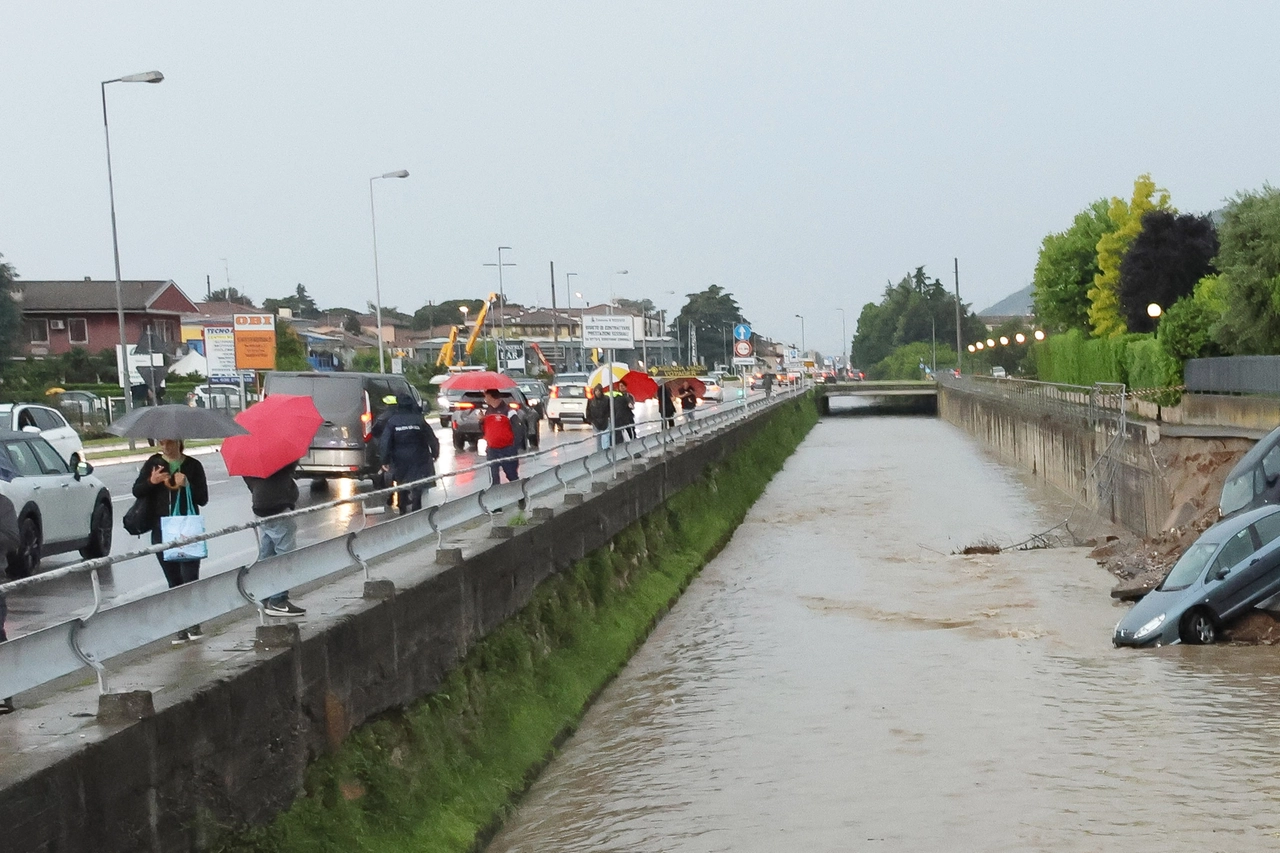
[546,373,591,430]
[701,375,724,402]
[187,383,243,409]
[0,403,85,465]
[0,431,112,578]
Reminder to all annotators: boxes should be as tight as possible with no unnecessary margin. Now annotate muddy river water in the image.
[485,413,1280,851]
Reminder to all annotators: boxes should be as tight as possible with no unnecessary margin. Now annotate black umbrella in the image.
[107,404,249,439]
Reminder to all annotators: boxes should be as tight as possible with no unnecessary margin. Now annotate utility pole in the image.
[549,260,558,344]
[954,258,963,373]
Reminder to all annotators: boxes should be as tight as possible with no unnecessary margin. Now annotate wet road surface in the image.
[486,409,1280,851]
[7,398,717,635]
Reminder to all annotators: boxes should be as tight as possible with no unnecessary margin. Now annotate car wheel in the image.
[453,432,466,450]
[6,515,41,580]
[310,478,328,492]
[1181,609,1217,645]
[80,498,113,559]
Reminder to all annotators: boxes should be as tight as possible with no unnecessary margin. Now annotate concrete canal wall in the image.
[0,397,817,853]
[938,383,1169,536]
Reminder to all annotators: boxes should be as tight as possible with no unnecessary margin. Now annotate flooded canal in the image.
[485,413,1280,851]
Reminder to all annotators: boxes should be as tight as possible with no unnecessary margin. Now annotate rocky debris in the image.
[1224,611,1280,645]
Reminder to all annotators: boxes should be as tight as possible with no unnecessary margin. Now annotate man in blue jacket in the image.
[380,393,440,514]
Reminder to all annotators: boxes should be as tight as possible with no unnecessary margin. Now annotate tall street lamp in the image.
[458,305,469,365]
[102,69,163,415]
[574,290,585,369]
[836,307,847,369]
[795,313,805,356]
[369,169,410,373]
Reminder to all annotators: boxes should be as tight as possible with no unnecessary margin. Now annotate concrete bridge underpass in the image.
[813,380,938,416]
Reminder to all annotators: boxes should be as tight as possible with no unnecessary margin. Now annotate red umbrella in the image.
[221,394,323,478]
[618,370,659,402]
[440,371,517,392]
[664,376,706,398]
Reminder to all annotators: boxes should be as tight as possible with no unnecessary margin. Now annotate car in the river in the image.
[0,430,111,578]
[546,373,590,430]
[1113,505,1280,647]
[449,387,540,451]
[1219,424,1280,519]
[0,403,85,466]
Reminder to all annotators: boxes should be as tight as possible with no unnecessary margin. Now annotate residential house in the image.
[16,278,198,357]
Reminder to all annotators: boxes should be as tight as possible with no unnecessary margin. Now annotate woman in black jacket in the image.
[131,438,209,592]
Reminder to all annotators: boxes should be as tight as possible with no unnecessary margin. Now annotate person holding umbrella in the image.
[379,393,440,514]
[222,394,324,619]
[132,439,209,642]
[482,387,525,486]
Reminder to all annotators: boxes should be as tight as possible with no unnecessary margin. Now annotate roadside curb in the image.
[89,445,222,468]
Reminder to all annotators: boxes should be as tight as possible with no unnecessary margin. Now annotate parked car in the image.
[261,372,421,482]
[449,387,540,451]
[702,374,724,401]
[1219,424,1280,519]
[546,373,590,430]
[0,431,111,578]
[0,403,85,466]
[187,383,243,410]
[515,378,550,422]
[1114,505,1280,647]
[53,390,106,415]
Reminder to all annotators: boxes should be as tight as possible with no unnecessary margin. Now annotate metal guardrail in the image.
[0,384,806,699]
[938,374,1127,425]
[1185,356,1280,396]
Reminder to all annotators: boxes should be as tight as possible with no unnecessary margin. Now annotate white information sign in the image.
[733,356,756,366]
[204,326,238,384]
[581,315,635,349]
[115,344,163,388]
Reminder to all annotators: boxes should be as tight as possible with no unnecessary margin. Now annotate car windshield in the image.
[1160,541,1220,591]
[558,385,587,398]
[1220,471,1256,516]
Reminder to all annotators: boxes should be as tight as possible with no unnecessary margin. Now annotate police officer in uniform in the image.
[378,393,440,514]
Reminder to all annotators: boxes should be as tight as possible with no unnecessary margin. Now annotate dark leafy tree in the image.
[0,255,23,359]
[411,299,486,330]
[264,284,320,319]
[851,267,986,369]
[274,318,310,370]
[615,297,656,315]
[1214,186,1280,354]
[671,285,746,367]
[343,314,363,336]
[1118,210,1218,333]
[207,286,255,306]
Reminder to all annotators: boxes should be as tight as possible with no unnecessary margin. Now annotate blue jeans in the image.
[258,515,297,607]
[488,445,520,486]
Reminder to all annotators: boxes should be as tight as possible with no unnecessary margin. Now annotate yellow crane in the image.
[463,294,497,361]
[435,325,460,367]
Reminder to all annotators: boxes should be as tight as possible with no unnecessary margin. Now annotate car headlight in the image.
[1134,614,1165,639]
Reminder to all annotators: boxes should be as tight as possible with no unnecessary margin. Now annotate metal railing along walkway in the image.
[0,385,806,700]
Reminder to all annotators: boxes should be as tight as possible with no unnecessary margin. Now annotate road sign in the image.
[233,314,277,370]
[733,339,753,358]
[581,315,634,349]
[733,357,755,366]
[733,323,751,341]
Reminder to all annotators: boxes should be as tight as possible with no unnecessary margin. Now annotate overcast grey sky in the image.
[3,2,1276,355]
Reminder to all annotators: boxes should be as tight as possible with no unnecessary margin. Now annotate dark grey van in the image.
[1220,424,1280,518]
[262,372,420,482]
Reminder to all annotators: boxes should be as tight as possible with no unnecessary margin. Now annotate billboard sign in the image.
[233,314,277,370]
[203,326,238,384]
[581,315,634,349]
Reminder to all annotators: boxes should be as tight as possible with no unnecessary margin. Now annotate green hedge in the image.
[1032,329,1182,396]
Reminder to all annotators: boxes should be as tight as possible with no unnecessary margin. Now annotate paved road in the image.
[4,396,754,636]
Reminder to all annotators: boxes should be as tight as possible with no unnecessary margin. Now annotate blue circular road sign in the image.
[733,323,751,341]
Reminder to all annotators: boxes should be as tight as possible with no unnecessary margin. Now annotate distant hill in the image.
[978,284,1034,319]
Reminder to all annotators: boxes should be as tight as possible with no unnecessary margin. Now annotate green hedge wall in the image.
[1032,329,1182,395]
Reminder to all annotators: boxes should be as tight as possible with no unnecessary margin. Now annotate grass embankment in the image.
[217,396,817,853]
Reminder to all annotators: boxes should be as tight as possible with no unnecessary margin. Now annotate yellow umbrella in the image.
[45,387,66,395]
[587,362,629,388]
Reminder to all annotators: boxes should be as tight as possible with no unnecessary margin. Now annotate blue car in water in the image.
[1114,505,1280,647]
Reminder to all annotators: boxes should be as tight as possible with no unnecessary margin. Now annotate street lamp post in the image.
[564,272,578,369]
[369,169,410,373]
[574,290,585,370]
[795,314,805,356]
[102,70,164,416]
[836,308,847,371]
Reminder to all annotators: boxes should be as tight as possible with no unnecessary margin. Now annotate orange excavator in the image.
[436,294,497,367]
